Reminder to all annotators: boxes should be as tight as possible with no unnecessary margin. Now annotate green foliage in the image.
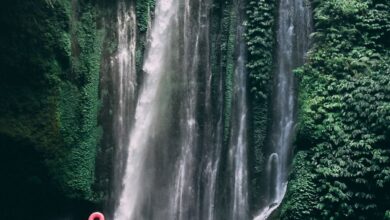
[283,0,390,219]
[56,1,103,201]
[0,0,70,157]
[246,0,275,100]
[280,151,317,220]
[245,0,275,209]
[0,0,103,204]
[135,0,156,86]
[136,0,155,33]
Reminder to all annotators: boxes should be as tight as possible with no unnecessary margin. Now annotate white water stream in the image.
[114,0,179,219]
[254,0,311,219]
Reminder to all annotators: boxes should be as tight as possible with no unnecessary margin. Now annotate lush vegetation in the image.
[58,0,103,201]
[0,0,105,218]
[281,0,390,219]
[246,0,276,210]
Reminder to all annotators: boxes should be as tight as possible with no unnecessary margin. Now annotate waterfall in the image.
[229,0,249,219]
[110,0,310,219]
[170,0,204,218]
[254,0,312,219]
[113,0,223,219]
[114,0,180,219]
[111,0,137,213]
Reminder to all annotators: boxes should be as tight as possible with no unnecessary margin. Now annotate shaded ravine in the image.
[254,0,312,219]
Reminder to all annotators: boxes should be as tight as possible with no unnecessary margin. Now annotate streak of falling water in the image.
[114,0,179,219]
[111,0,137,211]
[229,0,249,218]
[171,1,212,219]
[254,0,311,219]
[171,0,200,216]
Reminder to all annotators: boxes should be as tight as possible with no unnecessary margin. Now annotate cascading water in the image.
[114,0,180,219]
[229,0,249,219]
[113,0,224,219]
[111,0,309,219]
[110,0,137,212]
[254,0,312,219]
[171,1,217,220]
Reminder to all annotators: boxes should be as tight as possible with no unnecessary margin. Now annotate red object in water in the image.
[88,212,105,220]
